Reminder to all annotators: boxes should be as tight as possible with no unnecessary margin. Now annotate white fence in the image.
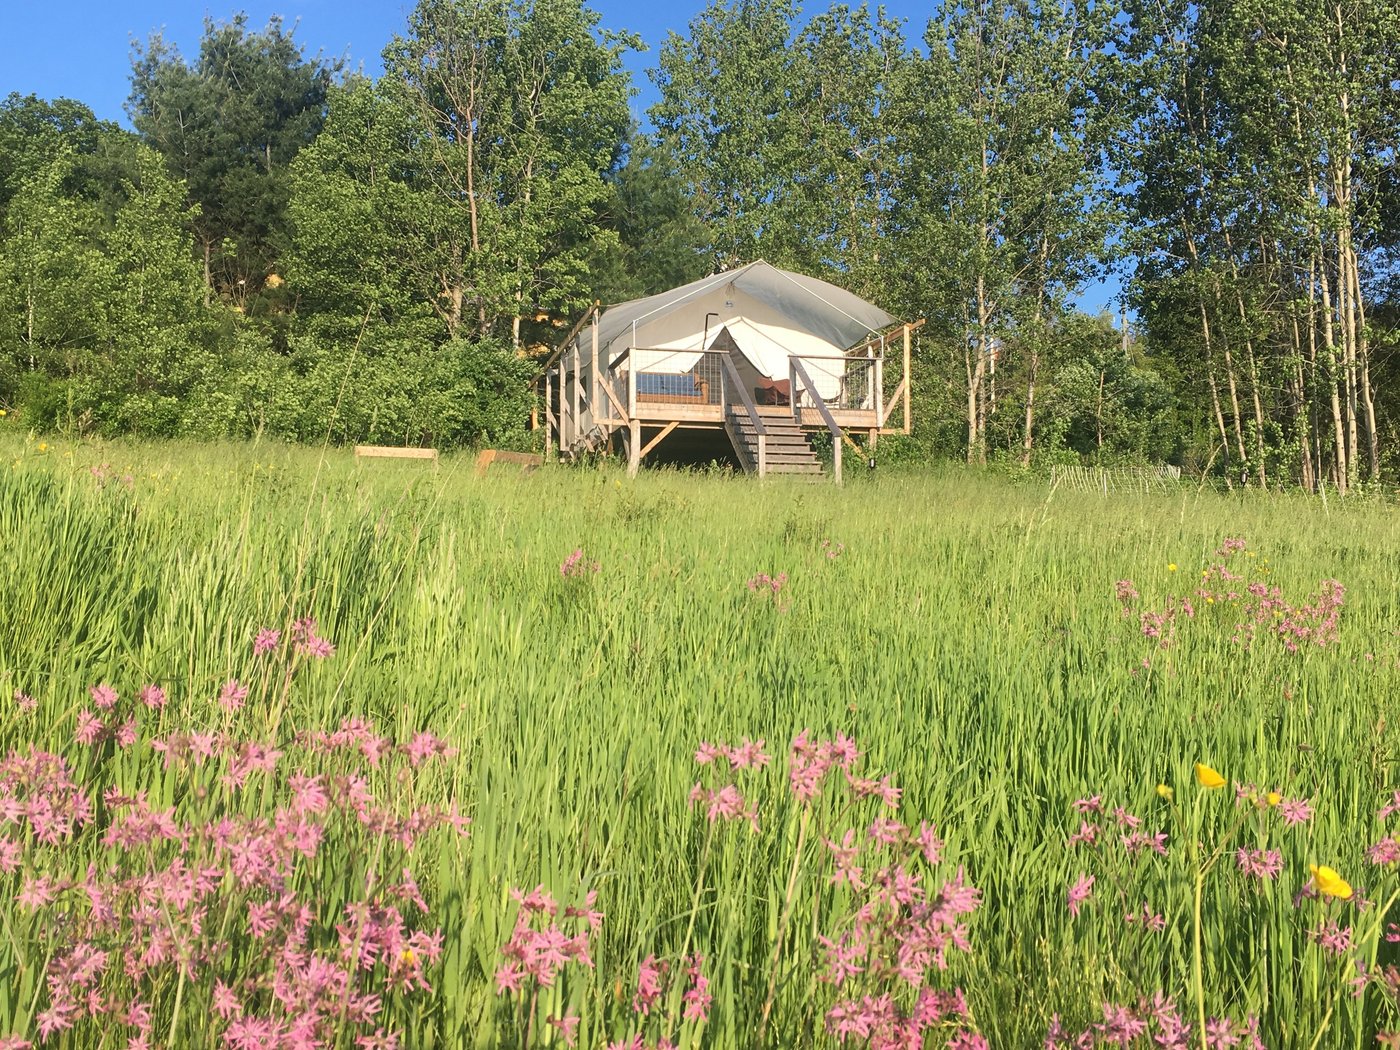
[1049,464,1182,494]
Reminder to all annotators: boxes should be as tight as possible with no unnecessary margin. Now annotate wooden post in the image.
[557,358,568,448]
[572,347,581,443]
[544,373,553,459]
[873,351,884,425]
[627,419,641,477]
[639,421,679,459]
[833,436,843,486]
[590,317,600,436]
[902,324,912,435]
[757,432,767,477]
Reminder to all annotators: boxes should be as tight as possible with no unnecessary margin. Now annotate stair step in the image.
[766,463,825,474]
[741,438,811,450]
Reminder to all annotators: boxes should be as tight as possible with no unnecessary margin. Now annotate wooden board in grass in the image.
[475,449,543,477]
[354,445,439,461]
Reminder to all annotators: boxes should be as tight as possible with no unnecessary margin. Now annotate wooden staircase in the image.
[726,414,824,476]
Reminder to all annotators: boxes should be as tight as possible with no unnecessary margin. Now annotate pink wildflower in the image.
[213,980,241,1019]
[1310,921,1354,956]
[633,955,666,1015]
[137,685,167,710]
[682,963,712,1023]
[1278,798,1313,826]
[1235,848,1283,880]
[826,829,863,889]
[560,549,599,578]
[547,1016,580,1047]
[1379,791,1400,821]
[218,680,249,713]
[17,875,54,909]
[917,821,944,865]
[88,684,118,709]
[1203,1017,1241,1048]
[253,627,281,655]
[75,709,104,745]
[1067,874,1095,918]
[1068,821,1102,847]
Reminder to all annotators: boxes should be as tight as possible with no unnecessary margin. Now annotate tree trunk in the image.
[1317,254,1348,492]
[1021,350,1037,468]
[1198,294,1232,480]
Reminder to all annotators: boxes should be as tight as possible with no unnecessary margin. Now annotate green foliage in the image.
[1047,316,1181,463]
[650,0,806,269]
[128,14,341,297]
[285,77,445,345]
[0,94,141,225]
[588,132,713,303]
[380,0,637,342]
[2,0,1397,475]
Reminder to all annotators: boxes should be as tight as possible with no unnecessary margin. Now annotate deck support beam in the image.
[638,422,679,460]
[544,373,554,459]
[903,323,912,435]
[627,419,641,476]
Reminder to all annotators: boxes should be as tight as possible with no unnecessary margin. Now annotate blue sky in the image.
[0,1,1122,313]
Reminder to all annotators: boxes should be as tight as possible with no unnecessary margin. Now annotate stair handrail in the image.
[720,355,768,436]
[789,357,844,485]
[720,352,768,475]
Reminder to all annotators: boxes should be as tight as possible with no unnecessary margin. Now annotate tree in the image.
[128,15,340,300]
[650,0,805,270]
[285,77,443,345]
[0,94,141,224]
[783,3,908,296]
[381,0,636,345]
[1044,313,1180,463]
[894,0,1118,463]
[1117,0,1400,490]
[101,145,210,427]
[588,132,713,303]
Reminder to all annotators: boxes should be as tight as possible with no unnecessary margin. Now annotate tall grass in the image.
[3,432,1400,1047]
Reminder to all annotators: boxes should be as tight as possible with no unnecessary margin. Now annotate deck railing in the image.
[789,357,844,485]
[788,354,883,416]
[610,348,727,417]
[606,348,884,433]
[720,353,769,475]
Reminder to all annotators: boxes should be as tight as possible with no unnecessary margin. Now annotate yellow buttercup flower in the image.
[1194,763,1227,789]
[1265,791,1282,808]
[1156,783,1174,802]
[1168,563,1178,572]
[1309,864,1353,900]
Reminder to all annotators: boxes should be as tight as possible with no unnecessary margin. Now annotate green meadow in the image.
[2,433,1399,1048]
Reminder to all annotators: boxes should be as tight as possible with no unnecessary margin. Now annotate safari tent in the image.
[537,261,918,481]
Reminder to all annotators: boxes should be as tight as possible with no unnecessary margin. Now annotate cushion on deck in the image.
[636,372,703,398]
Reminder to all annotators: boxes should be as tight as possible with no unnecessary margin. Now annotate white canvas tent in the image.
[539,261,915,478]
[588,260,898,389]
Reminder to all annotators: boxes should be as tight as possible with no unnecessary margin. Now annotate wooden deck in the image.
[588,403,883,431]
[537,316,923,483]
